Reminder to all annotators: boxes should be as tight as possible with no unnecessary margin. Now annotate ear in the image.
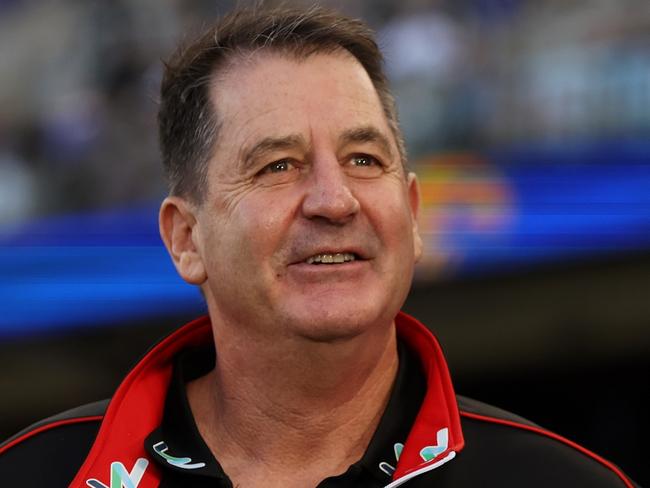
[407,172,424,263]
[159,196,207,285]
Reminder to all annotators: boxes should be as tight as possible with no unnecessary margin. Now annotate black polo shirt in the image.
[145,341,425,488]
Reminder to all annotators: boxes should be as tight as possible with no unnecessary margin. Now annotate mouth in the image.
[304,252,359,265]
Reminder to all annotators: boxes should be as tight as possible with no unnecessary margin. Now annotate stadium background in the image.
[1,0,648,484]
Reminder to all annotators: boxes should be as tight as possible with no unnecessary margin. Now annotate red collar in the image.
[391,312,465,482]
[71,312,464,487]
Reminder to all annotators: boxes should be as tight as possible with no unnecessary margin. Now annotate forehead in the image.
[207,50,394,169]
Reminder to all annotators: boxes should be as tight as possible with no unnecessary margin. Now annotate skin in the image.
[159,49,422,487]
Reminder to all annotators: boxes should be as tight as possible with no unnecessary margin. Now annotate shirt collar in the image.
[75,312,462,487]
[144,345,228,482]
[357,339,426,482]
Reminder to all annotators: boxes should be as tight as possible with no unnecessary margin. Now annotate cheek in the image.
[225,192,294,261]
[363,183,415,243]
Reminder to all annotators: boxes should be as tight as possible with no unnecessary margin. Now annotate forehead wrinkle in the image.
[238,133,309,173]
[339,125,395,161]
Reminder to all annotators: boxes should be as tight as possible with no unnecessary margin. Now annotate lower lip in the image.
[287,259,368,282]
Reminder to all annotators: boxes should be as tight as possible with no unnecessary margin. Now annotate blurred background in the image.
[1,0,649,483]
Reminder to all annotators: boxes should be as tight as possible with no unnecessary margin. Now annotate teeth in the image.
[306,253,356,265]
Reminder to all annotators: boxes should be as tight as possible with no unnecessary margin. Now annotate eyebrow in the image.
[240,134,308,173]
[339,126,395,160]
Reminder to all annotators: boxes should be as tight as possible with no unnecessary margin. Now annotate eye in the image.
[346,153,384,178]
[351,154,379,167]
[256,158,300,186]
[261,159,293,174]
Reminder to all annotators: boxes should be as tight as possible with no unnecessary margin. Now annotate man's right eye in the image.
[255,159,301,185]
[261,159,292,174]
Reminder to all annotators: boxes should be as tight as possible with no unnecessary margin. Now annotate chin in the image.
[295,324,365,344]
[284,305,392,344]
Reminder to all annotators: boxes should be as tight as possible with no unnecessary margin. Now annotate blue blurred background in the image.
[1,0,648,484]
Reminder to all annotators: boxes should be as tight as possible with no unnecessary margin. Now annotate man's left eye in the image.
[351,155,379,167]
[347,154,383,178]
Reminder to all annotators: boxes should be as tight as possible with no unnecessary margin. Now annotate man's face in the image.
[189,50,422,342]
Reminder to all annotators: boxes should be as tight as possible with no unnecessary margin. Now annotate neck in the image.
[187,319,399,487]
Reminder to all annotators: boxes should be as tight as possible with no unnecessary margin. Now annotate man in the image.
[0,6,639,487]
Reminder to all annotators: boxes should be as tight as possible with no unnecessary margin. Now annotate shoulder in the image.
[445,395,639,487]
[0,400,107,486]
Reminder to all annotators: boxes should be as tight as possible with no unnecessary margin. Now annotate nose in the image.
[301,156,360,224]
